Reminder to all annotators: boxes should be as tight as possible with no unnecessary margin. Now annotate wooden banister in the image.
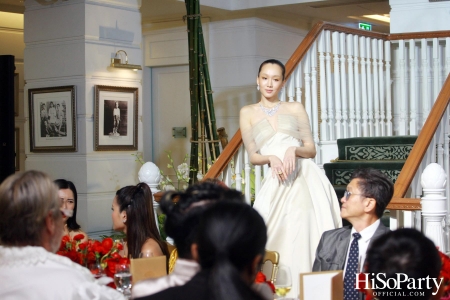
[204,129,242,179]
[393,73,450,198]
[388,30,450,41]
[386,198,421,211]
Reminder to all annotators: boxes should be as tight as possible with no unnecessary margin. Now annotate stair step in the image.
[337,135,417,161]
[324,160,405,185]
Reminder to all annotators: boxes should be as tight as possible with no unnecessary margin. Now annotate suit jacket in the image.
[312,222,389,300]
[312,222,389,272]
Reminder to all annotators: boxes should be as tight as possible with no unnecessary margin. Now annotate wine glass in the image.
[139,250,154,258]
[274,265,292,299]
[88,261,105,279]
[114,263,132,298]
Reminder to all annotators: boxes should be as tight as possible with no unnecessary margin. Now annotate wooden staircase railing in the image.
[204,21,450,211]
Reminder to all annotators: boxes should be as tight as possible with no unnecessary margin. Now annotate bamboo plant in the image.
[185,0,221,184]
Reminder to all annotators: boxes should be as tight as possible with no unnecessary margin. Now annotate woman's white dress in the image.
[241,102,342,298]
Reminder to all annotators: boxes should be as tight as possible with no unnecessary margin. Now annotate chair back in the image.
[261,249,280,283]
[130,255,167,284]
[165,241,178,274]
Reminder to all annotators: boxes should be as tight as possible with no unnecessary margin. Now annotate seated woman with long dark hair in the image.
[54,179,87,242]
[111,183,169,259]
[140,201,267,300]
[132,181,236,298]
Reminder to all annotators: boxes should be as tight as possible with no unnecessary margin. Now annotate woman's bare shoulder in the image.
[240,103,260,114]
[141,238,164,256]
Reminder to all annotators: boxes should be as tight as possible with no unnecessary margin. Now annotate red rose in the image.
[102,238,114,252]
[73,233,85,241]
[116,243,123,251]
[78,242,88,250]
[61,235,71,244]
[111,252,121,260]
[255,271,267,283]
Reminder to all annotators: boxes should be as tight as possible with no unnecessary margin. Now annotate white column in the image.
[421,163,447,252]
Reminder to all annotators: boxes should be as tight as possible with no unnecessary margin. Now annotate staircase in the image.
[323,136,417,226]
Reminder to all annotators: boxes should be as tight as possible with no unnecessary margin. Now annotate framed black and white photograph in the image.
[28,85,77,152]
[94,85,138,151]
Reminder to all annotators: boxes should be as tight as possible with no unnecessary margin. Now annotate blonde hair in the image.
[0,171,60,246]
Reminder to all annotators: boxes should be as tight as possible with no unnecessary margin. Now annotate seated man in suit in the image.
[312,168,393,300]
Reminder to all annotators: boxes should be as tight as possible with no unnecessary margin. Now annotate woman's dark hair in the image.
[54,179,80,231]
[365,228,441,300]
[197,201,267,300]
[258,59,286,80]
[160,181,243,259]
[351,168,394,218]
[116,183,169,260]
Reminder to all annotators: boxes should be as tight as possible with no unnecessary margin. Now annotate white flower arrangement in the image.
[159,151,193,191]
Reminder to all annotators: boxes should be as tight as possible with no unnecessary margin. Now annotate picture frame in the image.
[28,85,77,152]
[15,128,20,171]
[94,85,138,151]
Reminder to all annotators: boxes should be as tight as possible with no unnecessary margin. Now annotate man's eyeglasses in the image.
[344,190,365,200]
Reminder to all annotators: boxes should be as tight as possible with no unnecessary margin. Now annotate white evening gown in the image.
[241,102,342,298]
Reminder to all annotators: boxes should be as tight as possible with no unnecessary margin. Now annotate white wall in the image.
[24,0,143,234]
[390,0,450,33]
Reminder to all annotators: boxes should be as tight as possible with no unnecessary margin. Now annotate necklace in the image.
[259,101,281,117]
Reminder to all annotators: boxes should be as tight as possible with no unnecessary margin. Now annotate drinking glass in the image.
[88,261,105,279]
[114,263,132,298]
[274,265,292,299]
[139,250,154,258]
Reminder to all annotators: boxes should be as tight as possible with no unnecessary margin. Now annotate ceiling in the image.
[0,0,391,32]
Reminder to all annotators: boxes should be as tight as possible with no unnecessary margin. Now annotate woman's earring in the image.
[257,85,260,91]
[123,219,126,223]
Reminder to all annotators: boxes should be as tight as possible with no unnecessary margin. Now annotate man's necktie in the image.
[344,232,362,300]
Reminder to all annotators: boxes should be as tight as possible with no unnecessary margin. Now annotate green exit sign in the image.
[359,23,372,31]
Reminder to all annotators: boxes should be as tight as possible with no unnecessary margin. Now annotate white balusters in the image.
[332,32,342,138]
[318,31,329,141]
[366,37,374,136]
[310,42,320,164]
[372,38,381,136]
[385,41,392,135]
[378,40,385,136]
[303,50,312,120]
[360,36,369,136]
[347,34,356,137]
[339,33,349,138]
[398,40,408,135]
[354,35,362,137]
[244,151,251,205]
[325,30,335,140]
[421,39,430,127]
[287,76,295,103]
[409,39,418,134]
[294,63,302,102]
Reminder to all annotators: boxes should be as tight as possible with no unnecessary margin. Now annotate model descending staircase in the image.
[323,136,418,226]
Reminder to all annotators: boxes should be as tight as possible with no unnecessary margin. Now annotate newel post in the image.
[138,162,162,233]
[421,163,447,252]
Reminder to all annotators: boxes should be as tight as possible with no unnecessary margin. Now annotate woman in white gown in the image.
[240,59,342,298]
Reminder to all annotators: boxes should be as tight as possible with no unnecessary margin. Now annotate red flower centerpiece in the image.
[57,235,128,286]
